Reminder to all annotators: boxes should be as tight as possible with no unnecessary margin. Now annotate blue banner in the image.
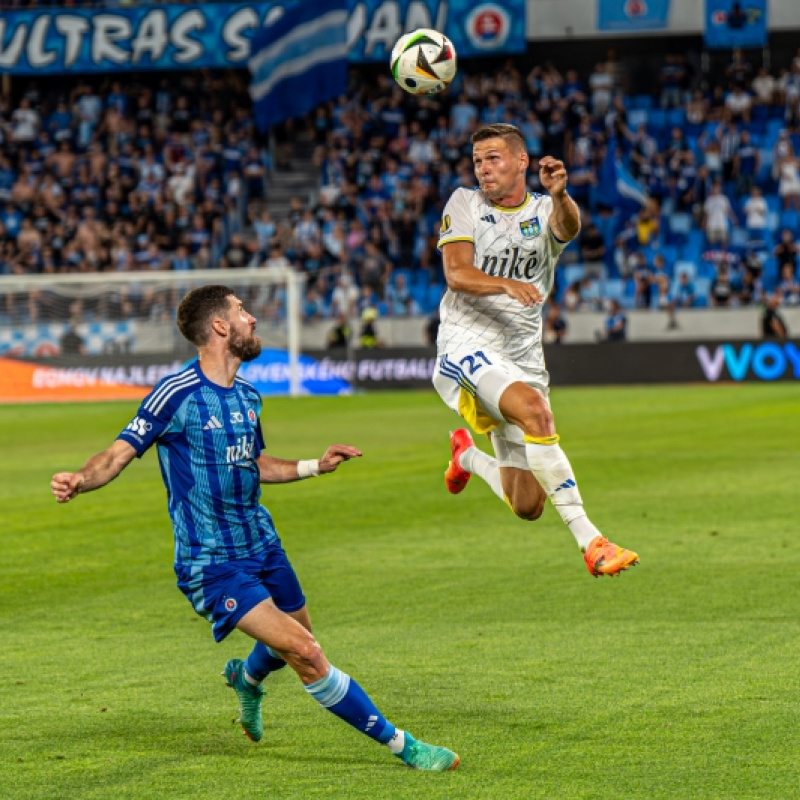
[349,0,526,61]
[249,2,348,132]
[0,0,525,74]
[0,3,280,75]
[598,0,671,31]
[704,1,768,49]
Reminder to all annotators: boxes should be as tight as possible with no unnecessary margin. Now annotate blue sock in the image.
[244,642,287,683]
[304,665,396,744]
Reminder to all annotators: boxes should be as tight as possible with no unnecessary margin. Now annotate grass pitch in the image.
[1,385,798,800]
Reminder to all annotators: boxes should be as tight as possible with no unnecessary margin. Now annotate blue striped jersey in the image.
[117,360,278,568]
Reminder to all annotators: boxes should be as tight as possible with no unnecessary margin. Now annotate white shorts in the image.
[432,347,550,470]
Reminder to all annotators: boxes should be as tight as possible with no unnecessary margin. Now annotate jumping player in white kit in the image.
[433,123,639,577]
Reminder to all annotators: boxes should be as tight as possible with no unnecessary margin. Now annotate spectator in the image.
[543,302,568,344]
[752,67,777,106]
[327,313,351,349]
[777,263,800,305]
[424,306,440,346]
[703,182,737,246]
[588,63,614,116]
[59,321,85,356]
[330,272,359,318]
[674,271,697,309]
[776,149,800,211]
[733,130,759,197]
[359,307,380,348]
[761,293,789,339]
[773,229,799,274]
[598,300,627,342]
[579,220,606,278]
[710,263,735,307]
[743,186,769,242]
[660,55,686,109]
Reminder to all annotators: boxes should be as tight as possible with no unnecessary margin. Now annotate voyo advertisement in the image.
[2,341,799,403]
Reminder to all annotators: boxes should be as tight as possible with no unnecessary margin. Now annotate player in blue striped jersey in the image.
[51,284,459,772]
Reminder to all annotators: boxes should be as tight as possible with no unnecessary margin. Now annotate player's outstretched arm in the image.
[539,156,581,243]
[443,241,543,307]
[257,444,362,484]
[51,439,138,503]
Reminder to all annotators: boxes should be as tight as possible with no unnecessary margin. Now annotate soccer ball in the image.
[390,28,457,95]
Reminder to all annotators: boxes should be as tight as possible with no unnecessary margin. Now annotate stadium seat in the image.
[779,210,799,232]
[628,109,649,129]
[762,257,779,290]
[674,260,696,279]
[647,108,667,135]
[681,230,706,264]
[767,211,780,232]
[693,277,712,305]
[631,94,654,110]
[697,260,717,279]
[603,279,625,302]
[412,269,430,289]
[426,284,445,311]
[667,108,686,128]
[657,245,679,273]
[411,285,427,310]
[563,264,586,286]
[731,227,750,247]
[765,119,785,144]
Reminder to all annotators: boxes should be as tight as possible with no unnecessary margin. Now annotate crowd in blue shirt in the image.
[1,46,799,331]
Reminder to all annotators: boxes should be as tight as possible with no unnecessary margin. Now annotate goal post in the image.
[0,267,307,396]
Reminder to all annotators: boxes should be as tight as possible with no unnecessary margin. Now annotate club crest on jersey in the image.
[520,217,541,238]
[247,409,257,424]
[440,214,452,235]
[224,597,237,612]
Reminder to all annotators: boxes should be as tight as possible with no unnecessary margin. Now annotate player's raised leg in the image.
[445,428,504,499]
[235,600,460,770]
[498,381,639,577]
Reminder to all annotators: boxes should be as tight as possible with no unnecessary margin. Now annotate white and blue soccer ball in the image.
[390,28,457,96]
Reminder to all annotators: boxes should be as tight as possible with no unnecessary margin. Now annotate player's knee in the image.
[511,495,546,521]
[285,632,325,675]
[518,398,554,438]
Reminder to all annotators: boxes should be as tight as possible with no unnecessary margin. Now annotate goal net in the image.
[0,267,306,395]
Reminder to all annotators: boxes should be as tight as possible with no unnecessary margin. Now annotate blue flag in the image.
[596,139,648,213]
[249,2,348,133]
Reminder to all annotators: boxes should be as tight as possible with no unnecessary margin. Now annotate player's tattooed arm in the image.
[539,156,581,242]
[51,439,138,502]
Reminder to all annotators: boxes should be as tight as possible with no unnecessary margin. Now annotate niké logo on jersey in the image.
[480,214,497,224]
[226,434,255,464]
[520,217,541,238]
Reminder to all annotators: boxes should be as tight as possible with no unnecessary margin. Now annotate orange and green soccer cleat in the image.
[444,429,474,494]
[582,535,639,577]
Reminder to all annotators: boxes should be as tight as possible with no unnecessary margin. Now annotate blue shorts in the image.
[174,541,306,642]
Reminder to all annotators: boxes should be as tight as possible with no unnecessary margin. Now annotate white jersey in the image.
[436,187,567,371]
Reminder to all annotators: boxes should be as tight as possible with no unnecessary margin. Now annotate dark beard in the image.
[228,328,262,362]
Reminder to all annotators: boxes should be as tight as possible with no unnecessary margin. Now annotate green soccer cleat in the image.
[397,733,460,771]
[222,658,264,742]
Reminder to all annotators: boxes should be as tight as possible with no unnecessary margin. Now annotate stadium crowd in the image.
[1,45,800,334]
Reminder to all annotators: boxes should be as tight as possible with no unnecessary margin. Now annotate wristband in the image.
[297,459,320,479]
